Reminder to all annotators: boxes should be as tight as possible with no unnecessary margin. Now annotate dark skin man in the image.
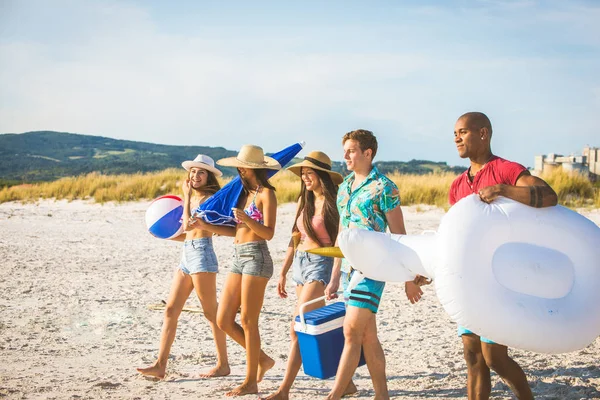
[452,112,557,400]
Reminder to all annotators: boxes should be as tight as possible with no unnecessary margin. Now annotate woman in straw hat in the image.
[189,144,279,396]
[137,154,230,380]
[265,150,357,400]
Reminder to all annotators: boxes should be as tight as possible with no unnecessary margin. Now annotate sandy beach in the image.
[0,200,598,400]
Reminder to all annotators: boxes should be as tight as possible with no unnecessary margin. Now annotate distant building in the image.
[583,146,600,178]
[534,146,600,181]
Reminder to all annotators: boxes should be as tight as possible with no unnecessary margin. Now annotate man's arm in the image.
[386,205,426,303]
[386,206,406,235]
[448,181,457,206]
[479,171,558,207]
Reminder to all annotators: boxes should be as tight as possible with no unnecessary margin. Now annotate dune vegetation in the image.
[1,168,598,209]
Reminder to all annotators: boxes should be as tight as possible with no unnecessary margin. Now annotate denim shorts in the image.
[341,270,385,314]
[292,250,333,286]
[231,241,273,279]
[178,237,218,275]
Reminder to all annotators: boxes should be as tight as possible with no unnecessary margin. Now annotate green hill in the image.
[0,131,239,184]
[0,131,464,186]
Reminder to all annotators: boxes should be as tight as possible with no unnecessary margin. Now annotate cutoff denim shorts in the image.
[292,250,333,286]
[231,241,273,279]
[178,237,218,275]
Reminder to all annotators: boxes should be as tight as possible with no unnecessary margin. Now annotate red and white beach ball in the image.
[145,195,184,239]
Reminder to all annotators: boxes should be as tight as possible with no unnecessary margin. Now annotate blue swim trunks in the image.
[341,270,385,314]
[457,326,496,345]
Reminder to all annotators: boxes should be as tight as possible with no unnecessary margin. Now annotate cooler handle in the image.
[298,293,341,332]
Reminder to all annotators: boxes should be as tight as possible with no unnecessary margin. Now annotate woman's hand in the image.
[182,179,193,198]
[231,207,250,225]
[277,274,288,299]
[187,215,207,230]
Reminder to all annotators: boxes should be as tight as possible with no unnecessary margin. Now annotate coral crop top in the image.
[296,210,332,246]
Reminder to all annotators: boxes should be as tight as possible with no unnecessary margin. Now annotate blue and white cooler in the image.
[294,296,366,379]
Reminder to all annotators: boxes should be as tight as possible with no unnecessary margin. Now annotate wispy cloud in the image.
[0,0,598,166]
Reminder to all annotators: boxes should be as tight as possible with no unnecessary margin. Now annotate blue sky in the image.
[1,0,598,168]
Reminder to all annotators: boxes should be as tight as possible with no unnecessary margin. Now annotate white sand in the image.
[0,200,598,399]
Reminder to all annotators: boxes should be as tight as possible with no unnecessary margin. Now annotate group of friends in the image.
[137,112,558,400]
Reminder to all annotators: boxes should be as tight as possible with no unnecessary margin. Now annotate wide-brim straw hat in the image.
[217,144,281,170]
[181,154,223,177]
[287,151,343,185]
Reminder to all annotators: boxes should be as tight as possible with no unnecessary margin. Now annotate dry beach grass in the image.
[2,168,599,208]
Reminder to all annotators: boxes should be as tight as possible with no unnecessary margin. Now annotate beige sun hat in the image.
[217,144,281,170]
[287,151,343,185]
[181,154,223,177]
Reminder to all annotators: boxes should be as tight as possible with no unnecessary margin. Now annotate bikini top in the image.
[244,187,264,224]
[296,210,332,246]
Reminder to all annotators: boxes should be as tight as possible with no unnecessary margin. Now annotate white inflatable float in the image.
[338,194,600,354]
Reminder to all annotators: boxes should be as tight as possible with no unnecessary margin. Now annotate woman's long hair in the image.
[292,168,339,246]
[190,169,221,196]
[239,168,276,195]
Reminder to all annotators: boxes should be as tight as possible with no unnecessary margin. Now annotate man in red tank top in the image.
[450,112,557,400]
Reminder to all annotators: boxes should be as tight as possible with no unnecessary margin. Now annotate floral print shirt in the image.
[337,166,401,272]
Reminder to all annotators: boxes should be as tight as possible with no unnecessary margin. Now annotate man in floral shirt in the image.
[325,129,423,400]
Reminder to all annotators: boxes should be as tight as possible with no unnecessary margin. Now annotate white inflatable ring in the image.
[339,195,600,353]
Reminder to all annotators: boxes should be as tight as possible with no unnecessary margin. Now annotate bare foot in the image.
[342,380,358,397]
[136,363,166,380]
[199,364,231,378]
[257,356,275,382]
[262,389,289,400]
[226,381,258,397]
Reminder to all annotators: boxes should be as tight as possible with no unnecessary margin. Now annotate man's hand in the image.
[324,279,340,300]
[405,281,423,304]
[413,275,432,287]
[478,184,504,203]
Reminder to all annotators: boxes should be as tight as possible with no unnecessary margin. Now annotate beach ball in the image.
[145,195,184,239]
